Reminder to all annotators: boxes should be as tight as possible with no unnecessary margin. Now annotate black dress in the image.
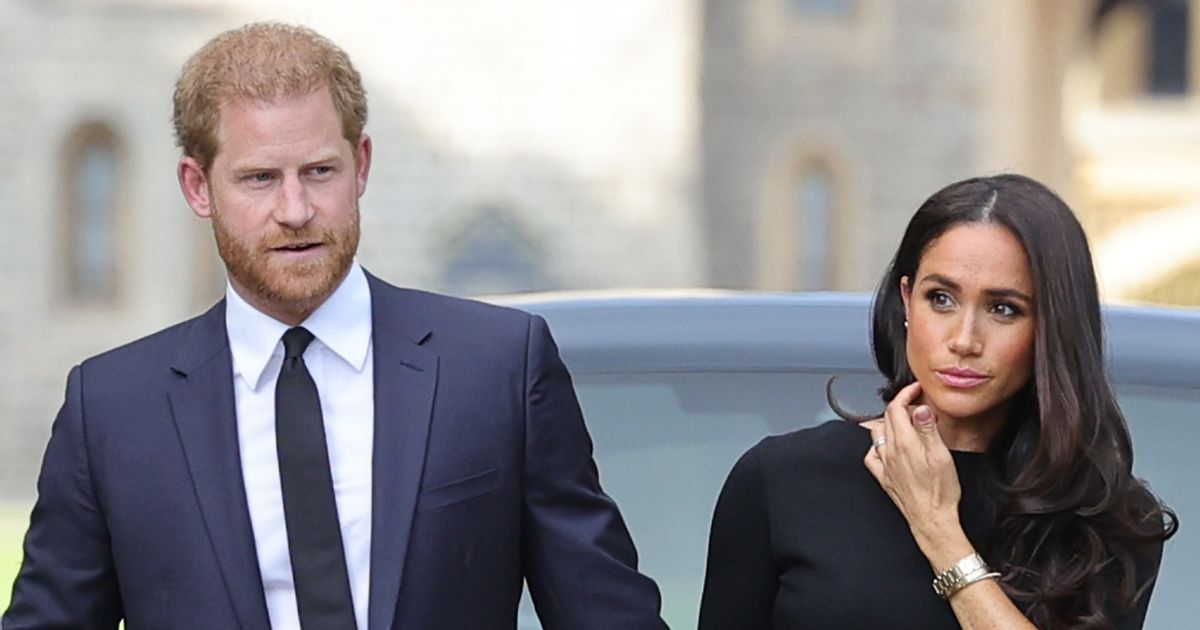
[698,420,1159,630]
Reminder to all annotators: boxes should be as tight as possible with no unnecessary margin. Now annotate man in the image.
[3,22,665,630]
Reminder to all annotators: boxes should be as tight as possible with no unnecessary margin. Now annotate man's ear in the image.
[178,156,213,218]
[354,134,372,198]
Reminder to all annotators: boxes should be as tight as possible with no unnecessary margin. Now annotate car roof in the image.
[493,292,874,372]
[490,291,1200,388]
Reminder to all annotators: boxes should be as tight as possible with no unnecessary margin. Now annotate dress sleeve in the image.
[699,442,776,630]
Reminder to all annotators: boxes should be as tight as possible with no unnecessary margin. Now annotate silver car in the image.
[501,292,1200,629]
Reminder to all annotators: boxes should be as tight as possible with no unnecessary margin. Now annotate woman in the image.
[699,174,1176,629]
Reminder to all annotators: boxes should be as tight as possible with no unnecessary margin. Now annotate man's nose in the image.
[274,176,314,228]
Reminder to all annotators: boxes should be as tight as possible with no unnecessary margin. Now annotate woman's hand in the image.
[863,381,1037,628]
[863,381,969,568]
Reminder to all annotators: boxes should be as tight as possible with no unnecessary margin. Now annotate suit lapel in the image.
[168,302,271,630]
[365,275,438,630]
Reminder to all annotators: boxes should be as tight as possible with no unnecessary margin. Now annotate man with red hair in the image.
[4,22,665,630]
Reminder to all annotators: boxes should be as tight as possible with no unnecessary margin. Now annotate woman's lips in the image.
[935,368,990,388]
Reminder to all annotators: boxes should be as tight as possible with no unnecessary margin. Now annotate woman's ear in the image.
[900,276,912,324]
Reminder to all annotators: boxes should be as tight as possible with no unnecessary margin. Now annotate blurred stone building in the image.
[1070,0,1200,306]
[704,0,1200,302]
[2,0,1199,498]
[0,0,703,497]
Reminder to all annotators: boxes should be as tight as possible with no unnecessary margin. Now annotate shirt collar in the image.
[225,261,373,390]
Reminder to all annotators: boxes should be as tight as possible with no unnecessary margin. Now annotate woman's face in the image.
[901,222,1036,429]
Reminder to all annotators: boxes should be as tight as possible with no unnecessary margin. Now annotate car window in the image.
[518,375,1196,629]
[1118,384,1200,629]
[517,369,884,628]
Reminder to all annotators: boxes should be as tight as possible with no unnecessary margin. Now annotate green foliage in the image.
[0,503,30,614]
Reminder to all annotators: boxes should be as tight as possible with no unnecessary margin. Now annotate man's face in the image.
[179,87,371,324]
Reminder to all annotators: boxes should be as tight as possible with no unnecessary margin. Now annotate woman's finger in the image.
[863,447,885,483]
[885,381,924,451]
[860,419,887,460]
[868,424,886,449]
[891,380,923,408]
[910,405,940,441]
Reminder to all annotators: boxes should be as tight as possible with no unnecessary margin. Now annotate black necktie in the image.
[276,327,357,629]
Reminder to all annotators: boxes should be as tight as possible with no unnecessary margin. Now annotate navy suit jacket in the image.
[3,274,665,629]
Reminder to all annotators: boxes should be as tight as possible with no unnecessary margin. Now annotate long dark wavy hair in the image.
[852,173,1176,628]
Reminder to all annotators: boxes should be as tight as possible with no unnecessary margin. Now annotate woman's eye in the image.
[927,290,953,310]
[992,302,1022,318]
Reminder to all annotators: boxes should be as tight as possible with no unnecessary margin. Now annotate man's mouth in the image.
[268,241,327,260]
[273,241,322,252]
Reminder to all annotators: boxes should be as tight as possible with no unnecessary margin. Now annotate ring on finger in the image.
[872,436,887,450]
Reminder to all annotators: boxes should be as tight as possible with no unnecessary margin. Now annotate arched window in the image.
[763,155,842,291]
[1148,0,1190,94]
[440,208,550,296]
[1093,0,1192,100]
[62,122,122,304]
[788,0,855,19]
[793,167,835,289]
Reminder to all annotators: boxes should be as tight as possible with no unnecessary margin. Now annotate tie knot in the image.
[282,327,315,361]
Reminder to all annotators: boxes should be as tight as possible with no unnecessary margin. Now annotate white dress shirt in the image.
[225,262,374,630]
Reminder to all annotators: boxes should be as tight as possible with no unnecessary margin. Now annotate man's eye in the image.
[245,172,273,183]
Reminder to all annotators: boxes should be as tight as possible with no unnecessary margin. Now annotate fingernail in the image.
[913,406,934,426]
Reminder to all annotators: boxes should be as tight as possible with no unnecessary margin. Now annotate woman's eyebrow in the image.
[919,274,1032,302]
